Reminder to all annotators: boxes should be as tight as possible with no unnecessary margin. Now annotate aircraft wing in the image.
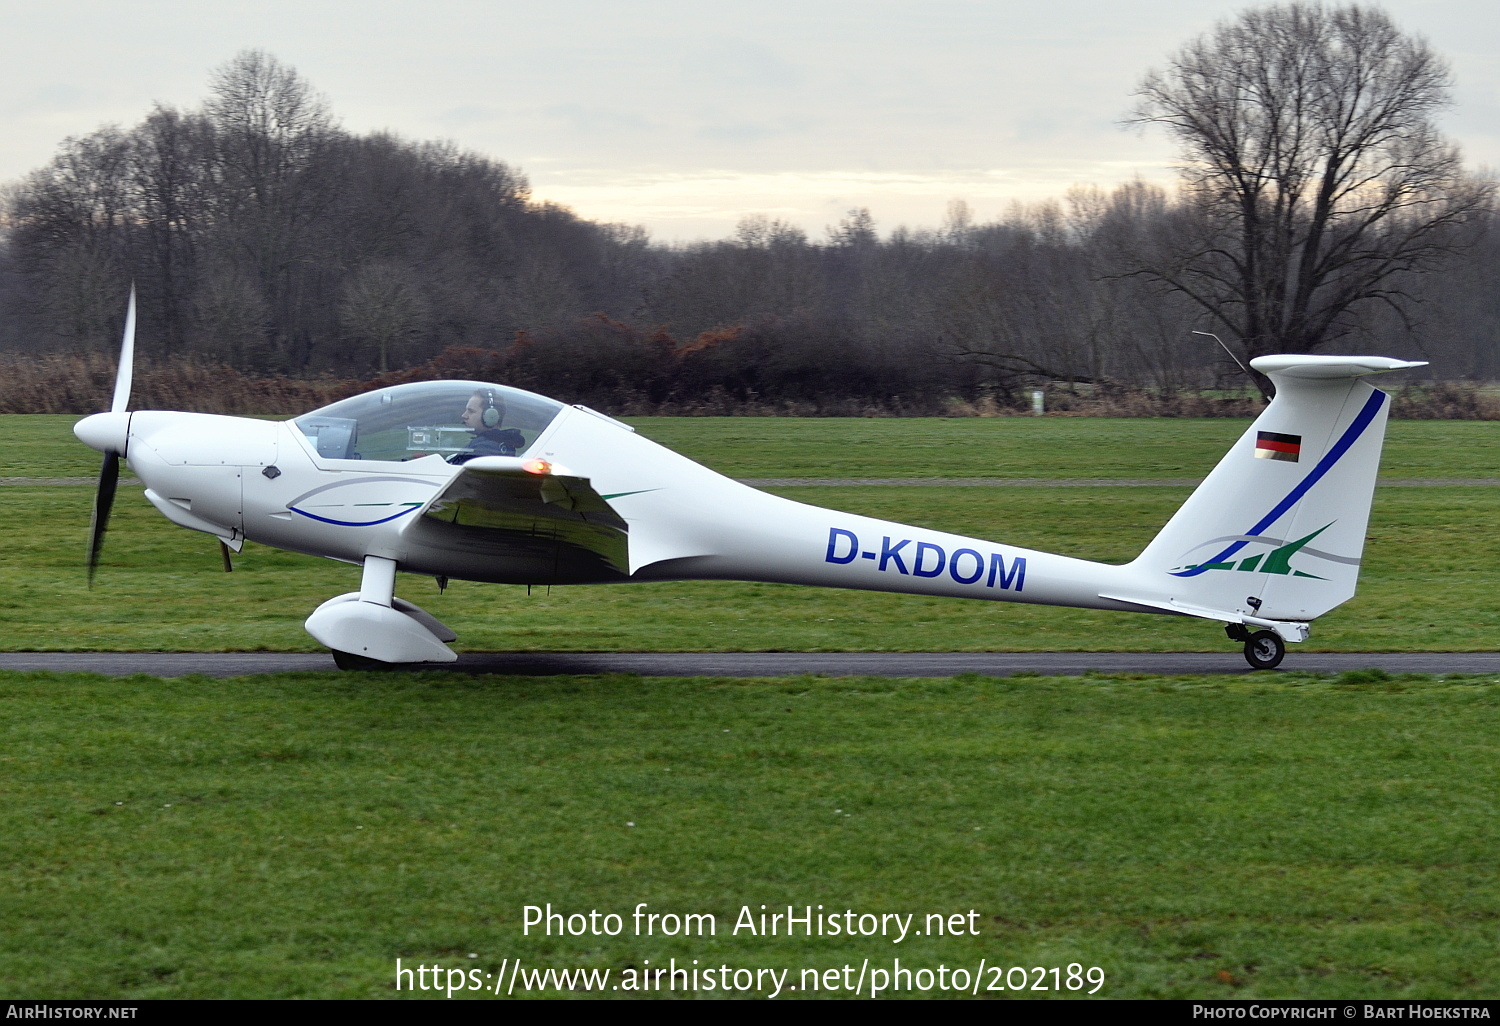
[401,456,630,581]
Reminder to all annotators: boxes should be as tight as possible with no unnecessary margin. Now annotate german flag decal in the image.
[1255,431,1301,462]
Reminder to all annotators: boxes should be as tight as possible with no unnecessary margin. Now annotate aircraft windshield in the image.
[293,381,564,462]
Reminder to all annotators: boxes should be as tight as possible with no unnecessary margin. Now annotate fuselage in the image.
[80,385,1143,617]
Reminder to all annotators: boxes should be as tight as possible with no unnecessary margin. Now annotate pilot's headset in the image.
[482,390,501,428]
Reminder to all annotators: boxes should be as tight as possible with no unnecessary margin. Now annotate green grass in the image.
[2,483,1495,652]
[637,417,1500,480]
[2,413,1495,652]
[5,414,1499,480]
[5,410,1496,1000]
[3,669,1498,998]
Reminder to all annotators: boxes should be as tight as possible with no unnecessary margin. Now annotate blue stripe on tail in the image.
[1171,389,1386,578]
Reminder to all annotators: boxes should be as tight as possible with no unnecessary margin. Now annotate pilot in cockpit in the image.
[450,388,527,464]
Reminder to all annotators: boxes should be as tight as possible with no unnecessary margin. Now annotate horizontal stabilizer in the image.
[1250,355,1427,379]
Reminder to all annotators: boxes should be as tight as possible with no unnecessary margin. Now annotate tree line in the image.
[1,8,1495,414]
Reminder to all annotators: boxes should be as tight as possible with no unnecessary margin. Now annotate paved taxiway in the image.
[3,651,1499,678]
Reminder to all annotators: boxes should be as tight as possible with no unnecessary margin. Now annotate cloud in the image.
[541,104,659,135]
[0,0,1492,242]
[692,111,811,144]
[4,84,89,118]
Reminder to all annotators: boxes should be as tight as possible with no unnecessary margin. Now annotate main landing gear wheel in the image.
[332,649,389,671]
[1243,630,1286,670]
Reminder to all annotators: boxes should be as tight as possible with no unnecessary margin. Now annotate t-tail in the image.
[1106,355,1425,645]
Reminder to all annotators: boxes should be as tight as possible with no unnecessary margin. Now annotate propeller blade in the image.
[85,285,137,586]
[220,540,233,573]
[111,284,136,414]
[86,452,120,588]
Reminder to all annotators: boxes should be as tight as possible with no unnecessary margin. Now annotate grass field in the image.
[3,483,1497,652]
[4,413,1500,480]
[2,414,1496,653]
[3,668,1497,999]
[628,416,1500,481]
[4,415,1498,1000]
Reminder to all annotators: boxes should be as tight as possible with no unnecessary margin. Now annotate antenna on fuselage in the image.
[1193,330,1252,378]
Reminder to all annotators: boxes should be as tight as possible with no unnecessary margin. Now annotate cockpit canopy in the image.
[293,381,564,462]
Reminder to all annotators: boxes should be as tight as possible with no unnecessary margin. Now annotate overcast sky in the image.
[3,0,1496,241]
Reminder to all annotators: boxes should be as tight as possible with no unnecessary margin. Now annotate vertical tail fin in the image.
[1125,355,1425,625]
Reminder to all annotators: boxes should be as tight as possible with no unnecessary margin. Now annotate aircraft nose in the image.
[74,411,131,454]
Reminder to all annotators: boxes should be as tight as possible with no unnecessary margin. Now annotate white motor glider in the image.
[75,291,1424,670]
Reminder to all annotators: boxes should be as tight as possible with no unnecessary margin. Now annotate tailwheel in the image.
[1243,630,1286,670]
[332,649,391,671]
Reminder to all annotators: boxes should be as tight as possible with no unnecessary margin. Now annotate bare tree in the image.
[941,199,975,246]
[936,203,1105,392]
[204,49,334,196]
[1133,2,1493,389]
[9,128,133,349]
[129,105,212,355]
[203,49,339,362]
[193,256,270,369]
[339,261,427,372]
[735,213,807,249]
[826,207,877,248]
